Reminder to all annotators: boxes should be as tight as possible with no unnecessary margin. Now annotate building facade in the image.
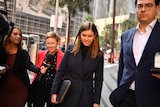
[0,0,86,43]
[94,0,135,19]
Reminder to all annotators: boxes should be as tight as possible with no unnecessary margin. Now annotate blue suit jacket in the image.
[110,20,160,107]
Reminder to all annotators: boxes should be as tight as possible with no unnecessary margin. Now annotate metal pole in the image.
[54,0,59,32]
[109,0,116,63]
[65,12,70,50]
[65,16,69,51]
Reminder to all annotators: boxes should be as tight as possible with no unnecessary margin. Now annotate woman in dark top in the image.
[50,21,104,107]
[0,27,45,107]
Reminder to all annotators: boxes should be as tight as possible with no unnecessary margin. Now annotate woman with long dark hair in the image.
[0,27,45,107]
[50,21,104,107]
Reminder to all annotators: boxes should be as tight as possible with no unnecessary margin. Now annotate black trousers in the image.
[119,89,137,107]
[33,82,57,107]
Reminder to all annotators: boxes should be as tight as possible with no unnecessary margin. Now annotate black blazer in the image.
[50,47,104,107]
[110,20,160,107]
[0,49,40,88]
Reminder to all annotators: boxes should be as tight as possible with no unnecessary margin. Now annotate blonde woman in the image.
[32,32,64,107]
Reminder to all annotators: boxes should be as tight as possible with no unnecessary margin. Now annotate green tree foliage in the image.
[121,19,138,32]
[99,36,104,47]
[101,24,118,50]
[48,0,92,46]
[83,14,94,22]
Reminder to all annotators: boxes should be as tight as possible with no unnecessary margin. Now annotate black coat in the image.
[50,48,104,107]
[0,49,40,88]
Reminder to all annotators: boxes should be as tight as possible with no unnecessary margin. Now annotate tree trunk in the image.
[109,0,116,63]
[65,12,71,50]
[3,0,8,19]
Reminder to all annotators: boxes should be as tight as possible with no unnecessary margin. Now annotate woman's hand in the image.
[152,73,160,79]
[0,69,6,75]
[93,103,100,107]
[51,94,58,104]
[40,66,48,74]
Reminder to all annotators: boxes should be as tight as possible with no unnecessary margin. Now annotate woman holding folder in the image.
[50,21,104,107]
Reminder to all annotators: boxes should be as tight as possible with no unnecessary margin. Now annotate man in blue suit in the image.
[110,0,160,107]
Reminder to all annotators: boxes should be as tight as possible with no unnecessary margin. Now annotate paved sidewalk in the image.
[100,62,118,107]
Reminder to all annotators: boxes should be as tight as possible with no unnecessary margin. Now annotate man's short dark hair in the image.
[135,0,160,6]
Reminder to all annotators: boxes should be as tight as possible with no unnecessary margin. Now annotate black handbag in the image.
[57,80,71,103]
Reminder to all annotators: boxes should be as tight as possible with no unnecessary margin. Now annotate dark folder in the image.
[57,80,71,103]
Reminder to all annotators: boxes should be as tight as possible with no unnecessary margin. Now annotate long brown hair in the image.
[72,21,102,59]
[3,27,23,50]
